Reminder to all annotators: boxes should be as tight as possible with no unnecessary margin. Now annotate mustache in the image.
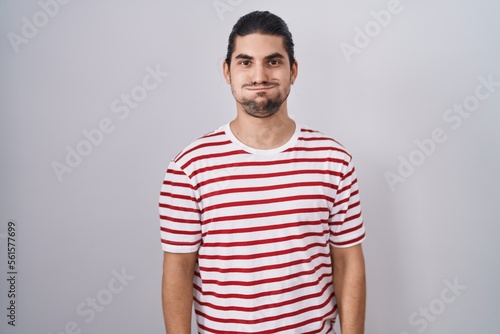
[242,82,279,88]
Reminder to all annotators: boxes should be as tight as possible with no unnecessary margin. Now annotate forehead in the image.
[232,33,287,59]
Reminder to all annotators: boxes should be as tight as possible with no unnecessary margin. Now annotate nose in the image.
[251,63,269,85]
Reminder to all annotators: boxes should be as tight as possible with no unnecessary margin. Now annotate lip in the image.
[245,85,276,91]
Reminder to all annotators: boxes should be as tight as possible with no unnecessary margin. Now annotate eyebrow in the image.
[234,52,286,61]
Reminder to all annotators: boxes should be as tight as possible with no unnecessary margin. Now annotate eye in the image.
[268,59,282,66]
[239,60,251,66]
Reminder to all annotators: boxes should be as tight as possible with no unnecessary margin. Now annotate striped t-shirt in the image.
[159,123,366,333]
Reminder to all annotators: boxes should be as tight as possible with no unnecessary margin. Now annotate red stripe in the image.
[162,180,193,190]
[159,191,195,202]
[199,240,329,260]
[194,290,334,326]
[202,219,329,237]
[204,131,225,138]
[301,311,335,334]
[198,262,331,287]
[193,272,332,300]
[203,207,330,225]
[274,307,336,334]
[201,228,328,249]
[160,227,199,235]
[200,181,338,201]
[340,167,355,181]
[298,135,335,142]
[181,149,248,170]
[337,179,358,195]
[300,128,320,133]
[194,279,331,312]
[161,238,200,246]
[298,134,344,147]
[165,168,185,176]
[330,222,364,237]
[347,200,361,211]
[344,211,362,223]
[333,201,361,217]
[159,203,200,214]
[190,157,348,178]
[201,194,334,214]
[333,190,359,207]
[174,137,229,161]
[196,169,342,190]
[159,215,199,224]
[331,232,366,246]
[196,307,335,334]
[199,251,329,274]
[285,146,349,157]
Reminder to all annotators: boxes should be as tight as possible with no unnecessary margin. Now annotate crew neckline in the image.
[223,122,300,156]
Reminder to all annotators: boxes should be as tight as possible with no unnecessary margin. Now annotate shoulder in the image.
[172,124,232,166]
[296,125,352,161]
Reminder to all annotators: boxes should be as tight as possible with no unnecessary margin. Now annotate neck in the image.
[230,107,296,150]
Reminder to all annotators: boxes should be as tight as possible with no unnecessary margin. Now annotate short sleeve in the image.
[159,160,202,253]
[329,158,366,248]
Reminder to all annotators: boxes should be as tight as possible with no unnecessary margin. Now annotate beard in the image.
[239,94,283,118]
[236,84,290,119]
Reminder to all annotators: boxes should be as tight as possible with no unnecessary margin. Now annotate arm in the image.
[162,250,198,334]
[331,244,366,334]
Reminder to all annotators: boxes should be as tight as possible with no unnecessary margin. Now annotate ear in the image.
[223,60,231,84]
[290,59,298,84]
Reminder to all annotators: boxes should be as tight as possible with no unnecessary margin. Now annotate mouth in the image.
[244,83,278,92]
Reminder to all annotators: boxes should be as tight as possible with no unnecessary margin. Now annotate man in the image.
[160,10,366,334]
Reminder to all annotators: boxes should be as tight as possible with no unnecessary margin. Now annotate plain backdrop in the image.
[1,0,499,333]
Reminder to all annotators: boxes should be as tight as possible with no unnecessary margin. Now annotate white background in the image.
[1,0,499,333]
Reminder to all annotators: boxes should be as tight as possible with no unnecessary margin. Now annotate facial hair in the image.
[236,83,290,119]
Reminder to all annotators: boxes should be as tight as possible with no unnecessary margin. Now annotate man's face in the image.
[224,33,298,119]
